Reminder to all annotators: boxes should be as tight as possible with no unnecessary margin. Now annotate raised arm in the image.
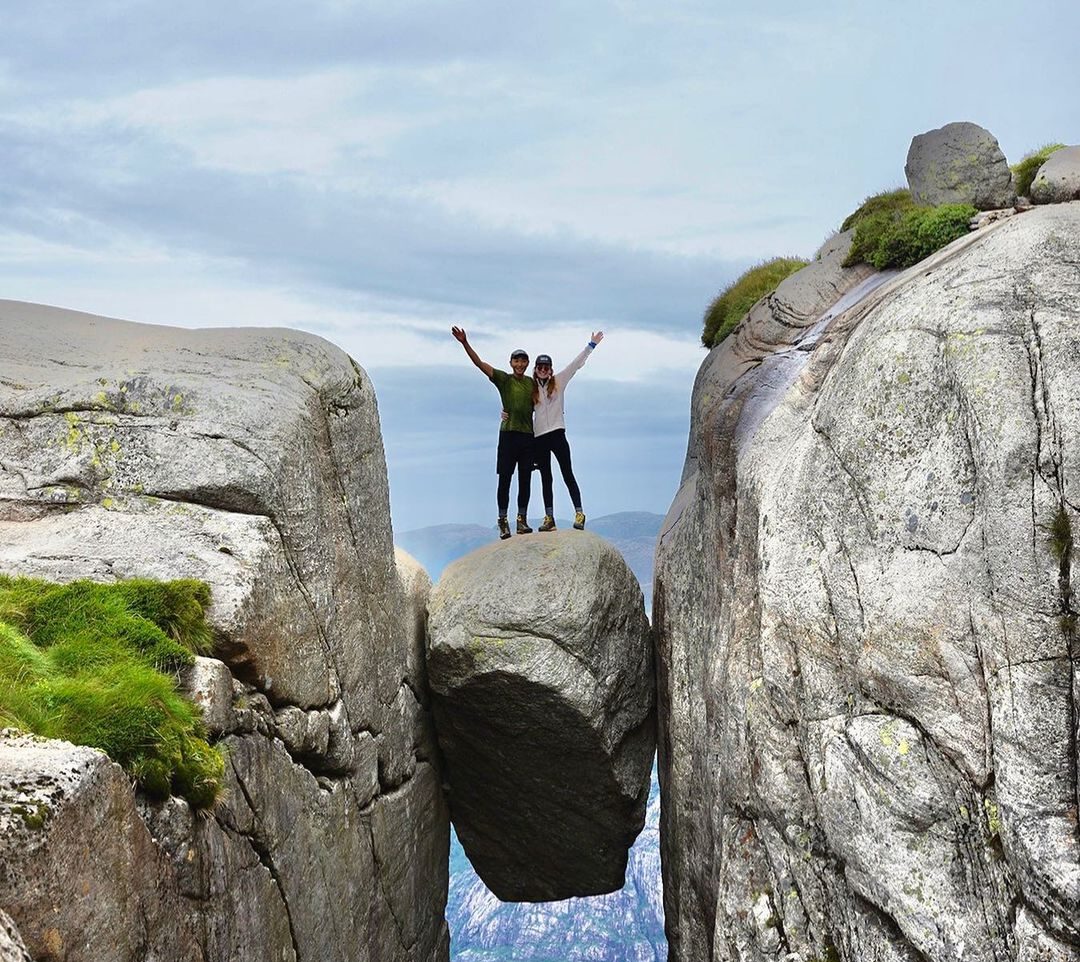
[557,330,604,384]
[451,326,494,378]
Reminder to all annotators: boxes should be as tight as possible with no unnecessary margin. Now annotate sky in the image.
[1,1,1078,531]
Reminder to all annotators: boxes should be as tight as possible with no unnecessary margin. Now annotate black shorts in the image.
[496,430,535,475]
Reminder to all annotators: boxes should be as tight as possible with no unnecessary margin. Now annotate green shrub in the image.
[841,189,917,267]
[702,257,809,348]
[843,191,975,271]
[868,204,976,269]
[1012,143,1066,198]
[0,576,223,809]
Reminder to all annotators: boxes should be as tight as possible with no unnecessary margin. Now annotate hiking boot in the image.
[573,511,586,530]
[539,515,556,532]
[516,514,533,534]
[498,517,512,540]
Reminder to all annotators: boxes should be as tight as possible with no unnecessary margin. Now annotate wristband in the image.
[588,341,596,349]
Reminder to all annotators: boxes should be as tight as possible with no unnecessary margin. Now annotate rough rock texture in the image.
[0,732,202,962]
[0,303,448,962]
[1031,146,1080,204]
[427,530,654,901]
[655,205,1080,961]
[0,910,31,962]
[905,121,1015,209]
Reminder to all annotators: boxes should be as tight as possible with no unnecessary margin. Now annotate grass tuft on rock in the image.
[0,575,224,809]
[840,187,915,233]
[842,188,974,271]
[1012,143,1065,198]
[702,257,809,348]
[1049,504,1073,564]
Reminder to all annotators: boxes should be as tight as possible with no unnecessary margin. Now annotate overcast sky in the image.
[2,1,1078,530]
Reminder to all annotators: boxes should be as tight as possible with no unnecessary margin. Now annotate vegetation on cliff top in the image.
[1012,143,1066,198]
[0,576,224,809]
[702,257,809,348]
[842,188,974,270]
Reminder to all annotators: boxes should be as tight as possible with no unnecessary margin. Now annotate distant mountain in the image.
[396,511,667,961]
[396,523,495,581]
[398,511,662,604]
[447,769,665,962]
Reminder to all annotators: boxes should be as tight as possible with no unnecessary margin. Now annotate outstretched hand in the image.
[451,326,468,344]
[591,330,604,345]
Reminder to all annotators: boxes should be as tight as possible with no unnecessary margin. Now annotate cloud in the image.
[0,113,735,336]
[2,0,1078,534]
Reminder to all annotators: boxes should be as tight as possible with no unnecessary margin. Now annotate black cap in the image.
[510,349,528,360]
[535,354,553,367]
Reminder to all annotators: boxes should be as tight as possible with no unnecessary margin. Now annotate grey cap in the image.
[510,349,529,360]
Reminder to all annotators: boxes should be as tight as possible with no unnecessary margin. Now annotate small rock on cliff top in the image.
[427,530,654,902]
[905,120,1014,209]
[1031,145,1080,203]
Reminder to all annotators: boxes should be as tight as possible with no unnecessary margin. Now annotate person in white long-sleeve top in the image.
[531,331,603,531]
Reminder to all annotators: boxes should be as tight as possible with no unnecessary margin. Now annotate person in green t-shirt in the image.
[451,326,536,540]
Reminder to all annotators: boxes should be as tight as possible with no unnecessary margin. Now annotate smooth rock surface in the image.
[427,530,654,901]
[905,121,1014,209]
[0,303,449,962]
[655,204,1080,961]
[1030,145,1080,204]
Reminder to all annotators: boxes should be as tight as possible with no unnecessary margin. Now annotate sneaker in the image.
[539,515,556,532]
[573,511,586,530]
[516,514,533,534]
[498,517,511,540]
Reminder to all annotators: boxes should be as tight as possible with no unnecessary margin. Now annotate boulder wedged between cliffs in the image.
[426,530,655,902]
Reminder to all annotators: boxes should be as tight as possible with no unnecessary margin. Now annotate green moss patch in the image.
[1012,143,1065,198]
[843,188,974,271]
[702,257,809,348]
[0,576,224,809]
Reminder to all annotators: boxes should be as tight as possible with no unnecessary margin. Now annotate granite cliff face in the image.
[655,203,1080,962]
[0,303,448,962]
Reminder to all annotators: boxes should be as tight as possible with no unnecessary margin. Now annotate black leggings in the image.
[496,430,533,516]
[536,429,581,511]
[497,462,531,515]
